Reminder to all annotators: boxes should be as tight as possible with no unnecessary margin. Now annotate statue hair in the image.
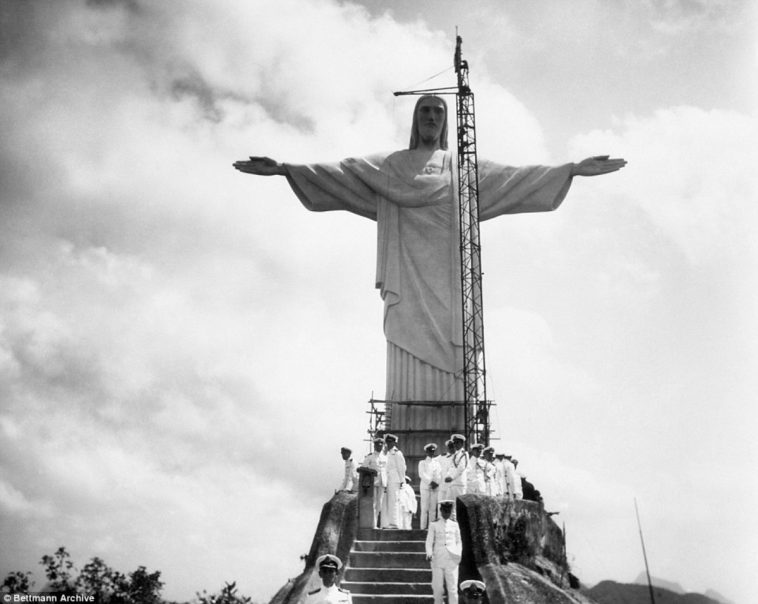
[409,95,448,150]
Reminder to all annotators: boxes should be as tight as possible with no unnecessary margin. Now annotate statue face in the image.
[416,97,446,146]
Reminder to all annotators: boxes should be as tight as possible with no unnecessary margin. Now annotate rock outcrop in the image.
[457,494,596,603]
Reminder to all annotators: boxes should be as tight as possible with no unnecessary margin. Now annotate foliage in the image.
[2,547,165,603]
[121,566,164,604]
[40,546,77,594]
[75,556,128,601]
[2,548,260,604]
[1,570,33,594]
[194,581,253,604]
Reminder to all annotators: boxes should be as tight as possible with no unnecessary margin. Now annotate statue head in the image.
[409,95,448,150]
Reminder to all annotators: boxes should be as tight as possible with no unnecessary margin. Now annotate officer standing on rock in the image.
[305,554,352,603]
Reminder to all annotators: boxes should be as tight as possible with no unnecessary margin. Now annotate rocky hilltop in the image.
[269,491,596,603]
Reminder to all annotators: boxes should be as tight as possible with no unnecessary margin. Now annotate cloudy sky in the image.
[1,1,756,602]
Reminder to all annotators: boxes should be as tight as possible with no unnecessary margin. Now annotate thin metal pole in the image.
[634,498,656,604]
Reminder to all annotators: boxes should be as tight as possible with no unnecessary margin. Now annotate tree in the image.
[40,546,77,595]
[1,570,33,594]
[195,581,253,604]
[75,556,128,601]
[2,547,258,603]
[121,566,164,604]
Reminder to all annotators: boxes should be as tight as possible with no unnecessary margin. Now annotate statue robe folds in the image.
[284,150,573,402]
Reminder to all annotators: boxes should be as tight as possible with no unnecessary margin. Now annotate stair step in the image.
[349,551,428,569]
[353,540,425,552]
[357,528,426,541]
[351,596,433,603]
[347,527,434,602]
[342,581,433,595]
[343,567,432,583]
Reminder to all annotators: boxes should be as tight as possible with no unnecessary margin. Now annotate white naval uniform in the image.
[437,453,453,507]
[446,450,468,511]
[383,445,407,528]
[418,455,442,529]
[483,459,496,496]
[466,455,486,495]
[425,517,462,604]
[512,466,523,500]
[493,459,505,497]
[340,458,357,491]
[398,482,417,530]
[503,459,518,500]
[304,584,352,603]
[361,450,387,528]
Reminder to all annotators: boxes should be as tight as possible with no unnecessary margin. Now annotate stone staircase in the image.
[341,528,434,603]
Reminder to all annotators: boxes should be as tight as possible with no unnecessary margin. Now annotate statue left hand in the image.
[571,155,627,177]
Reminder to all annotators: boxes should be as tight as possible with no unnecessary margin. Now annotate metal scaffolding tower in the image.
[454,36,490,446]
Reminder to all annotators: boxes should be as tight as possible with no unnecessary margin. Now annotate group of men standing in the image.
[354,433,412,529]
[332,433,529,603]
[418,434,525,528]
[339,432,526,531]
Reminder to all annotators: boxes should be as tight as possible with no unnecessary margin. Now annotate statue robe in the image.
[284,150,573,402]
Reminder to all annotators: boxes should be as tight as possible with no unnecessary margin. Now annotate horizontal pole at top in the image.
[393,86,458,96]
[368,399,493,406]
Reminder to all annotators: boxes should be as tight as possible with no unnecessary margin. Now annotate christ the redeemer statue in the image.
[234,96,626,403]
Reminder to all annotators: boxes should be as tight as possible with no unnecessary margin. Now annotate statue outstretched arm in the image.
[570,155,627,177]
[233,156,287,176]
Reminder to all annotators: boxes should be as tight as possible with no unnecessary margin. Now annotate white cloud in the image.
[569,107,758,266]
[0,479,53,518]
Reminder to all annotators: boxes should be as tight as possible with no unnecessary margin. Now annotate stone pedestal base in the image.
[387,400,465,484]
[356,466,377,529]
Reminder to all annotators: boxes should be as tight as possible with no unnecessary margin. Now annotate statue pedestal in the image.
[387,400,466,484]
[356,466,377,529]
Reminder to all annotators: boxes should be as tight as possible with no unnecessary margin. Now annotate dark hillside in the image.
[586,581,722,604]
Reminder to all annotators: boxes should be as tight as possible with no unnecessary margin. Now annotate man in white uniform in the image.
[460,579,486,603]
[418,442,442,530]
[437,439,455,508]
[501,454,518,501]
[361,437,387,528]
[304,554,352,604]
[338,447,357,492]
[482,446,497,496]
[398,476,417,530]
[425,500,462,604]
[466,443,486,495]
[445,434,468,517]
[493,453,504,497]
[383,433,406,528]
[512,458,523,500]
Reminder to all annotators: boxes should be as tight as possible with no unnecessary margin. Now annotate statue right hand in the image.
[233,156,286,176]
